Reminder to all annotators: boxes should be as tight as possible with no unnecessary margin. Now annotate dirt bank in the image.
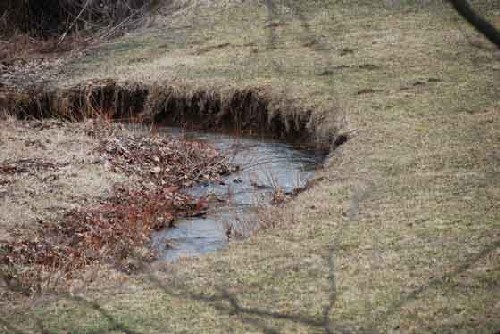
[0,79,340,151]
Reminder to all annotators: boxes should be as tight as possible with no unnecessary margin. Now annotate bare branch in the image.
[448,0,500,47]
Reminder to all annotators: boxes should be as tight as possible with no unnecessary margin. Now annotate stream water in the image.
[148,128,322,262]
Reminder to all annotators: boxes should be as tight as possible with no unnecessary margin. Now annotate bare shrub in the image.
[0,0,154,38]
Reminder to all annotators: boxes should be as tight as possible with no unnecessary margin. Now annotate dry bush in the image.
[0,0,154,38]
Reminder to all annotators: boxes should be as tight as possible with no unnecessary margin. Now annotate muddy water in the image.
[149,128,322,262]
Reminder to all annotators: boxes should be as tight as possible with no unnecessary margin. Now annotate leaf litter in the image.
[1,130,233,290]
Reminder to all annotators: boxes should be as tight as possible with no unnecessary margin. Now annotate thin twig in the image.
[58,0,92,46]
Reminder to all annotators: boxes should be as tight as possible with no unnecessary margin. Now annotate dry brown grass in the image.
[1,0,499,333]
[0,119,128,236]
[0,118,232,298]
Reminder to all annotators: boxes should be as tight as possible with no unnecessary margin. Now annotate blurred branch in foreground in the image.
[448,0,500,47]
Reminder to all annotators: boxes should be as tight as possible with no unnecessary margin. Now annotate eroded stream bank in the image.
[1,81,336,287]
[1,80,344,151]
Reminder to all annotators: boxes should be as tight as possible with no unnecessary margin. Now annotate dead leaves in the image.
[98,134,230,187]
[0,158,68,175]
[1,132,231,291]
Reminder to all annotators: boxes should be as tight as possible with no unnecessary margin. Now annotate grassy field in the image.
[2,0,500,332]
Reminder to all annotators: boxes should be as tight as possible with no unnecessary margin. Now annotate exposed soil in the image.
[0,80,335,150]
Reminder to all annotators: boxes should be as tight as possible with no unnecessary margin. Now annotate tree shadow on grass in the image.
[139,246,354,334]
[372,239,500,330]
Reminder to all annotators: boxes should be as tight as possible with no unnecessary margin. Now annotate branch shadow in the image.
[68,295,142,334]
[142,259,352,333]
[373,239,500,328]
[322,246,337,334]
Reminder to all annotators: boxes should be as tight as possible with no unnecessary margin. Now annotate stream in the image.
[148,128,323,262]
